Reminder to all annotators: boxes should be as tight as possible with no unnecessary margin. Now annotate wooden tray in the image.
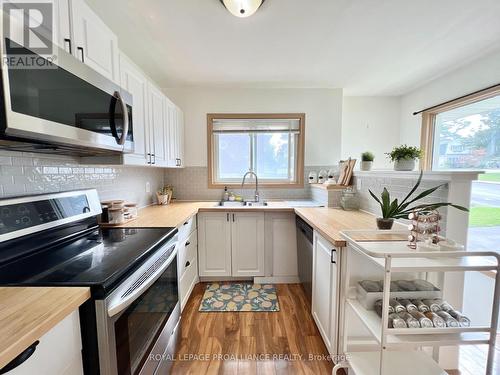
[99,217,137,227]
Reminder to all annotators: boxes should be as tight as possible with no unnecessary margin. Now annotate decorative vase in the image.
[376,218,394,230]
[360,161,373,171]
[156,193,169,205]
[394,158,416,171]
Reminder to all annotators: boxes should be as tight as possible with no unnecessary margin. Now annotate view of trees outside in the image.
[433,95,500,253]
[217,132,292,181]
[434,96,500,332]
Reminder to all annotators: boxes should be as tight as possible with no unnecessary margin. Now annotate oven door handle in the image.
[116,91,130,146]
[107,246,177,318]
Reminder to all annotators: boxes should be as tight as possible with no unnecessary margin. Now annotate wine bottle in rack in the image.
[398,299,418,312]
[398,312,421,328]
[412,299,430,313]
[389,299,406,313]
[447,310,471,327]
[388,313,407,328]
[410,311,434,328]
[435,311,460,327]
[424,311,447,328]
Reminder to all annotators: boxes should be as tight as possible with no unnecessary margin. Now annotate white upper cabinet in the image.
[119,54,149,165]
[148,83,167,167]
[70,0,119,81]
[164,99,185,168]
[54,0,72,54]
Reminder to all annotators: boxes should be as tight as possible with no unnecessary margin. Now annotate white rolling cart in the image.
[333,230,500,375]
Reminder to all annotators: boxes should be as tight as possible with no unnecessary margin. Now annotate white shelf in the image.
[347,241,498,272]
[347,351,447,375]
[347,299,492,348]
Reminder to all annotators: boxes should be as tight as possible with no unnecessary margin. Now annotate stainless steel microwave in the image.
[0,38,133,155]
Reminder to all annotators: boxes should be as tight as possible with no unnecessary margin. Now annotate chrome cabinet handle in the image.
[331,249,336,264]
[114,92,129,146]
[63,38,72,54]
[185,261,190,268]
[147,153,152,165]
[226,213,229,222]
[232,213,235,222]
[185,241,190,246]
[77,46,84,63]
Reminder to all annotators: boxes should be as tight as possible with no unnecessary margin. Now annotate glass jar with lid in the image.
[340,188,359,211]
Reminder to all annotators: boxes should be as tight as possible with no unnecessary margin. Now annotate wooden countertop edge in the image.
[0,287,90,369]
[293,210,348,247]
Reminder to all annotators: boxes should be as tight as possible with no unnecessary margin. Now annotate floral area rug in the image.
[199,283,280,312]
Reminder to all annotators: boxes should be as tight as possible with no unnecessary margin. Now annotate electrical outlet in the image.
[146,182,151,193]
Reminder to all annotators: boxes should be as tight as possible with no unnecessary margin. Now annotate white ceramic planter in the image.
[394,158,416,171]
[156,193,169,205]
[360,161,373,171]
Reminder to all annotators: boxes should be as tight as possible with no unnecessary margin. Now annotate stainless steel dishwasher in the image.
[296,215,313,303]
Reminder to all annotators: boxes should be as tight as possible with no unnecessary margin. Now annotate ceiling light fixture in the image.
[220,0,265,18]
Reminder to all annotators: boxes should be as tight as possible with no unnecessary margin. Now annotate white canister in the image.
[308,171,318,184]
[111,200,125,209]
[125,203,138,218]
[108,208,125,224]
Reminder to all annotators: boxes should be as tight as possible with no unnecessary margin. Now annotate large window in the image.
[207,114,305,187]
[420,86,500,170]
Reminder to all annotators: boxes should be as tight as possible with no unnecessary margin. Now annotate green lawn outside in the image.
[470,207,500,227]
[479,173,500,182]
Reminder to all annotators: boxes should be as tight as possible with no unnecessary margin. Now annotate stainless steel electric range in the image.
[0,189,180,375]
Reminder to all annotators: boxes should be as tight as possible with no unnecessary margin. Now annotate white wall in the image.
[163,87,343,167]
[342,97,401,169]
[400,49,500,146]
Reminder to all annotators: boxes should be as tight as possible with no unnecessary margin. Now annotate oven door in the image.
[95,236,179,375]
[1,38,133,153]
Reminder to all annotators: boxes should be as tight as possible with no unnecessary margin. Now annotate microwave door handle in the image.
[107,247,177,318]
[116,91,129,146]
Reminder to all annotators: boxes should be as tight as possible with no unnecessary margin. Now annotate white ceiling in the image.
[87,0,500,96]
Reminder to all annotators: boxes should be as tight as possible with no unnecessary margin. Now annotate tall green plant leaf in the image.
[397,171,423,210]
[381,188,391,218]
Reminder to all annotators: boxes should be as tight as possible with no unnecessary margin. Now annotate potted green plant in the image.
[386,145,422,171]
[369,171,468,230]
[360,152,374,171]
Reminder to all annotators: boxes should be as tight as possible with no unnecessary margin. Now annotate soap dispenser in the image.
[223,186,229,201]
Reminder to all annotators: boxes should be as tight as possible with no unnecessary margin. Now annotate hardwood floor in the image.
[171,282,499,374]
[171,283,334,374]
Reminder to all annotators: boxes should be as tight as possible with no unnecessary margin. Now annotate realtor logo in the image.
[2,0,56,68]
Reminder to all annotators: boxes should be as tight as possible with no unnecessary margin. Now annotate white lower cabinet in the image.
[177,216,198,311]
[312,232,339,356]
[8,310,83,375]
[264,213,298,280]
[231,212,265,277]
[198,212,232,277]
[198,212,265,277]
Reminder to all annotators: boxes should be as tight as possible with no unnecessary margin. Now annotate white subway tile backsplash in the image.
[0,153,164,207]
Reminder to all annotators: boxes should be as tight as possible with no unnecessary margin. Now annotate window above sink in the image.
[207,113,305,188]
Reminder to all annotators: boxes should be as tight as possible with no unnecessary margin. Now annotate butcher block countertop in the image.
[0,287,90,369]
[294,207,406,247]
[117,201,404,247]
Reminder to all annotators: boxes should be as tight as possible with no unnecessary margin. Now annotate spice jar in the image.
[125,203,138,219]
[108,208,125,224]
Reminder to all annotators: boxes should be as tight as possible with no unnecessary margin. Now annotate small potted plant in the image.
[386,145,422,171]
[360,152,374,171]
[370,171,468,230]
[157,185,173,205]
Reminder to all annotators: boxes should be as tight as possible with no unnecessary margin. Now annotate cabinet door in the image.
[264,213,298,278]
[120,54,149,165]
[70,0,119,81]
[312,233,336,352]
[148,84,167,167]
[231,212,265,277]
[55,0,72,53]
[176,106,185,167]
[8,310,83,375]
[198,213,232,277]
[164,99,177,167]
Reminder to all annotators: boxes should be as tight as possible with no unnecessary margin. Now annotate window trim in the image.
[207,113,305,189]
[420,85,500,170]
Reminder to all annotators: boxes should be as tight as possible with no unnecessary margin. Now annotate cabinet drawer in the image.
[8,310,83,375]
[178,215,196,242]
[179,257,198,310]
[178,231,197,278]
